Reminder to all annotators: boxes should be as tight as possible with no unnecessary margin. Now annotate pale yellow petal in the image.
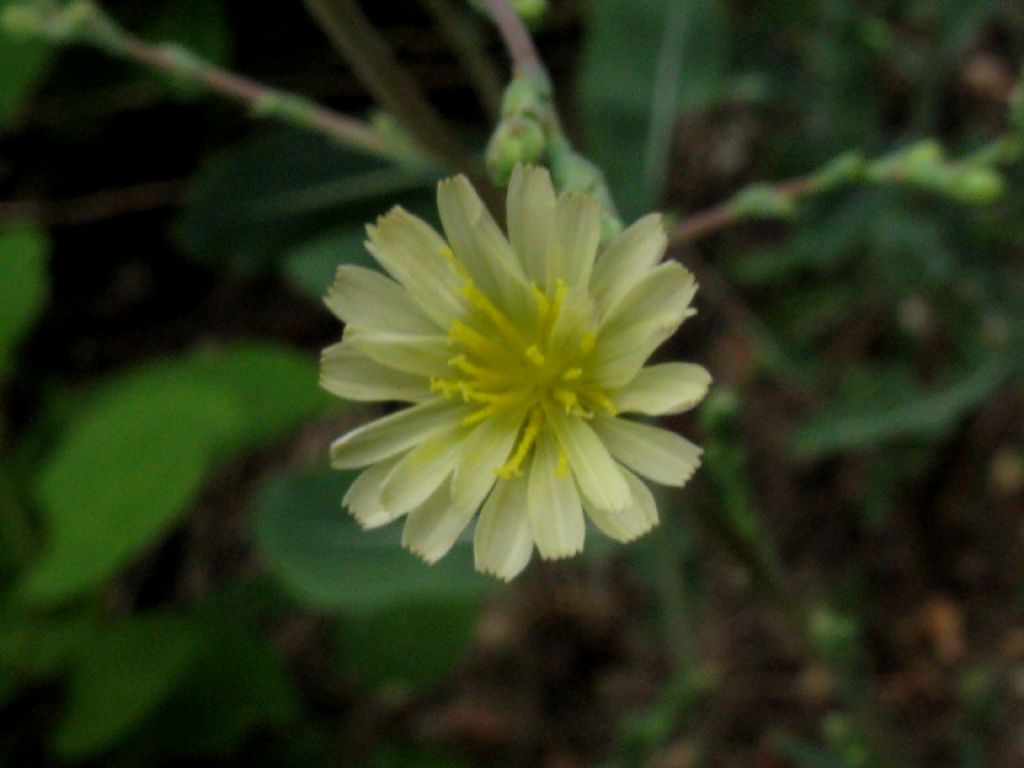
[450,405,524,512]
[473,475,533,581]
[324,265,438,335]
[546,405,631,514]
[583,466,658,542]
[587,320,678,390]
[590,213,666,316]
[553,191,601,288]
[343,326,451,378]
[614,362,712,415]
[320,342,432,403]
[592,416,702,487]
[600,261,697,335]
[401,481,473,564]
[330,399,463,469]
[437,175,535,323]
[507,164,556,286]
[343,456,404,529]
[366,206,465,327]
[380,428,464,515]
[527,434,585,559]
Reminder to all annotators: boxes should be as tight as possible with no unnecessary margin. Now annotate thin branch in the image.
[420,0,503,120]
[5,1,395,160]
[301,0,475,173]
[480,0,543,76]
[0,179,188,227]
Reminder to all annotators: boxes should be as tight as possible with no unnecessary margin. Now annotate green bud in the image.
[485,116,546,185]
[904,138,945,168]
[811,151,866,192]
[947,166,1005,205]
[730,183,797,221]
[500,73,551,120]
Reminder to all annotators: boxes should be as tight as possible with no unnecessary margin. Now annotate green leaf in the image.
[579,0,728,220]
[0,0,54,130]
[176,128,436,274]
[181,343,334,452]
[55,615,205,760]
[20,343,329,604]
[21,371,244,604]
[255,468,492,615]
[792,359,1009,458]
[282,227,374,301]
[0,223,49,382]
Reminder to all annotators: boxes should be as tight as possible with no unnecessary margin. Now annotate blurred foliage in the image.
[0,0,1022,766]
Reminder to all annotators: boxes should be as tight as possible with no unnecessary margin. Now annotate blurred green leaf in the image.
[138,607,299,757]
[182,343,334,452]
[282,227,373,301]
[255,468,492,615]
[792,358,1009,458]
[55,615,205,760]
[340,600,479,689]
[176,128,436,274]
[580,0,728,219]
[21,343,329,604]
[0,0,54,130]
[0,222,49,383]
[0,608,94,706]
[21,372,243,604]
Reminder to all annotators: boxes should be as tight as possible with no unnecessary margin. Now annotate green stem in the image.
[420,0,504,120]
[301,0,476,174]
[4,0,400,161]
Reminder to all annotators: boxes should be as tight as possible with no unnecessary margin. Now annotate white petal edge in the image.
[401,481,473,564]
[473,475,533,581]
[583,465,659,543]
[343,455,404,529]
[330,398,463,469]
[592,415,702,487]
[526,434,585,559]
[324,265,439,335]
[614,362,712,416]
[320,342,432,403]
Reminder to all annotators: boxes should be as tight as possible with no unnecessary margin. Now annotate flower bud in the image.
[485,116,546,185]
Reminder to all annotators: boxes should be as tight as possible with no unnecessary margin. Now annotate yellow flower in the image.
[322,165,710,580]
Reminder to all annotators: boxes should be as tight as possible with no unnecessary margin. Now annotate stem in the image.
[673,176,817,243]
[420,0,504,120]
[8,1,395,159]
[301,0,476,173]
[480,0,544,77]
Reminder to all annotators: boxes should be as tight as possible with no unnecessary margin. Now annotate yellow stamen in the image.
[498,408,544,478]
[525,345,546,366]
[462,404,497,426]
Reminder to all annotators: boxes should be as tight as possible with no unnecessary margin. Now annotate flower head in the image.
[322,165,710,580]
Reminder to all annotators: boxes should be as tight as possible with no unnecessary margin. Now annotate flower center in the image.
[430,277,617,478]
